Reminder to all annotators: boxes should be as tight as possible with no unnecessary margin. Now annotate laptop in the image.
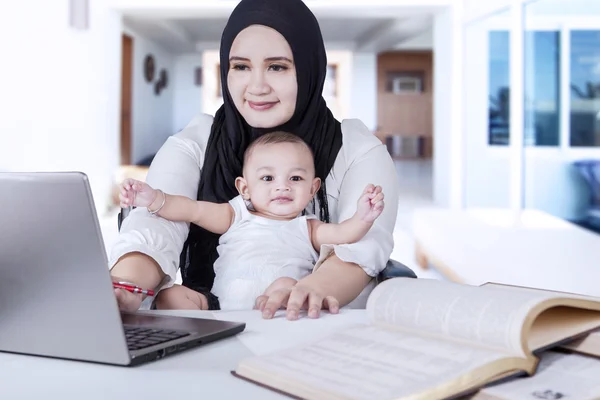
[0,171,245,366]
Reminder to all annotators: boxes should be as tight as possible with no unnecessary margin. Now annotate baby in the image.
[120,131,385,310]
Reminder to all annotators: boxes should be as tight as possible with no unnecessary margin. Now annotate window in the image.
[570,30,600,147]
[524,31,560,146]
[488,30,560,146]
[488,31,510,145]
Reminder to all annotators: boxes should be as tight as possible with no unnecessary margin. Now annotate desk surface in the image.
[0,309,368,400]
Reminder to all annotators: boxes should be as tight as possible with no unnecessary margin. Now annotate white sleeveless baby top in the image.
[211,195,319,310]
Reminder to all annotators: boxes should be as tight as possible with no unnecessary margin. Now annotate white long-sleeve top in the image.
[109,114,399,291]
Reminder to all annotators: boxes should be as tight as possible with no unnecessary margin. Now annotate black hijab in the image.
[180,0,343,295]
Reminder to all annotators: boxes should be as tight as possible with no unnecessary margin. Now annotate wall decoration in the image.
[195,67,203,86]
[154,81,162,95]
[69,0,89,30]
[158,69,168,89]
[144,55,155,83]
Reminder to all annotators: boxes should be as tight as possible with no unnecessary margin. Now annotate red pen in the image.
[113,282,155,297]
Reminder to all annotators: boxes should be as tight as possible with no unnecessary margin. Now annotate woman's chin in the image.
[242,110,291,129]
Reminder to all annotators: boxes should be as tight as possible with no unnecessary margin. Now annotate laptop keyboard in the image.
[124,326,190,351]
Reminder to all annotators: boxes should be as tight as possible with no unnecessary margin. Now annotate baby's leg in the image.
[154,284,208,310]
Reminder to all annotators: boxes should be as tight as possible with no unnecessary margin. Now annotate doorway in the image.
[377,51,433,159]
[120,34,133,165]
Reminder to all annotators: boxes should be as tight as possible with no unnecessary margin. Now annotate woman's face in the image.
[227,25,298,128]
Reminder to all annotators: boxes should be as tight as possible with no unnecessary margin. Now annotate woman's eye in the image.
[290,176,303,182]
[269,64,288,72]
[261,176,273,182]
[231,64,249,71]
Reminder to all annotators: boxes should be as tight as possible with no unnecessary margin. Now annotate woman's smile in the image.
[247,100,279,111]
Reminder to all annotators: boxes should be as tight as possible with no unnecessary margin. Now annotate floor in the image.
[99,158,444,281]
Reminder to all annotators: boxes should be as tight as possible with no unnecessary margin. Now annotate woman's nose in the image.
[247,70,270,95]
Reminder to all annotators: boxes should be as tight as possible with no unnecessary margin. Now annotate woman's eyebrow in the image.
[264,57,293,64]
[228,56,293,63]
[229,56,249,62]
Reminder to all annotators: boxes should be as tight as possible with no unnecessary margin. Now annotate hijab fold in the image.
[181,0,343,294]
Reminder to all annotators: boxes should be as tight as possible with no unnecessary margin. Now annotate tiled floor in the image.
[99,158,444,280]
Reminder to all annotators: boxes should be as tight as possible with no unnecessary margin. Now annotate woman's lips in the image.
[248,101,278,111]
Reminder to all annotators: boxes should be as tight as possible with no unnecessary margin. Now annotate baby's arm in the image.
[120,178,233,235]
[309,184,384,250]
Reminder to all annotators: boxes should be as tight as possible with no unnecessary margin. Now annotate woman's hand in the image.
[154,284,208,310]
[259,254,371,320]
[258,280,340,321]
[255,277,298,311]
[113,282,145,312]
[111,252,166,312]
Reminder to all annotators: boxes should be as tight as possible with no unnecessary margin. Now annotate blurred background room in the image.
[2,0,598,292]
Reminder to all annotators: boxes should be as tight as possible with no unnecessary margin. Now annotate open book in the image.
[232,278,600,400]
[474,351,600,400]
[561,329,600,359]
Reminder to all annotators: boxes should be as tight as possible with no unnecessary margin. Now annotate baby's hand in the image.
[356,184,385,223]
[119,178,157,208]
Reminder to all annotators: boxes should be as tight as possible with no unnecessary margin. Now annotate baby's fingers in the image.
[370,192,384,204]
[374,200,385,211]
[122,178,136,189]
[119,193,132,208]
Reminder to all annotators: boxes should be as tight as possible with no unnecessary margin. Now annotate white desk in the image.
[0,309,368,400]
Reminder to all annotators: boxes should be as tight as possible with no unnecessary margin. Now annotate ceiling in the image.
[123,13,435,54]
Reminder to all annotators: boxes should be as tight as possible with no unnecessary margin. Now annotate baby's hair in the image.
[243,131,314,166]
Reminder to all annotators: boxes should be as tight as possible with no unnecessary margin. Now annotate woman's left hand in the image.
[257,282,340,320]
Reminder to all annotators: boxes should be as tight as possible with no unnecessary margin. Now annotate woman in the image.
[110,0,399,320]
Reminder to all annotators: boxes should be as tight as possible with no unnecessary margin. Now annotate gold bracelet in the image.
[147,189,166,215]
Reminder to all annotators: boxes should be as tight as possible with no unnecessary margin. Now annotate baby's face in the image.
[236,142,320,219]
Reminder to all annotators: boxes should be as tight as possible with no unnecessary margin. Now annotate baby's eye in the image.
[290,176,303,182]
[261,176,273,182]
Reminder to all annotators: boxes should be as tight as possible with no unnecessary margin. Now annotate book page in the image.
[366,279,589,356]
[561,329,600,358]
[475,351,600,400]
[236,325,528,400]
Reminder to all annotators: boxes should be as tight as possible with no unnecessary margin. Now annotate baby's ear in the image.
[235,177,250,199]
[311,177,321,197]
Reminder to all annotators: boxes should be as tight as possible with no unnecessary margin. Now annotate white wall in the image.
[173,53,203,133]
[395,29,433,50]
[463,0,511,22]
[433,6,463,208]
[123,26,175,164]
[1,0,121,215]
[350,53,377,131]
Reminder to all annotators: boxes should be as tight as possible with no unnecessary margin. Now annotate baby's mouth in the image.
[272,196,293,203]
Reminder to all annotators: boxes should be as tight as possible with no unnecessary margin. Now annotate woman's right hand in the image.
[113,284,145,312]
[110,252,166,312]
